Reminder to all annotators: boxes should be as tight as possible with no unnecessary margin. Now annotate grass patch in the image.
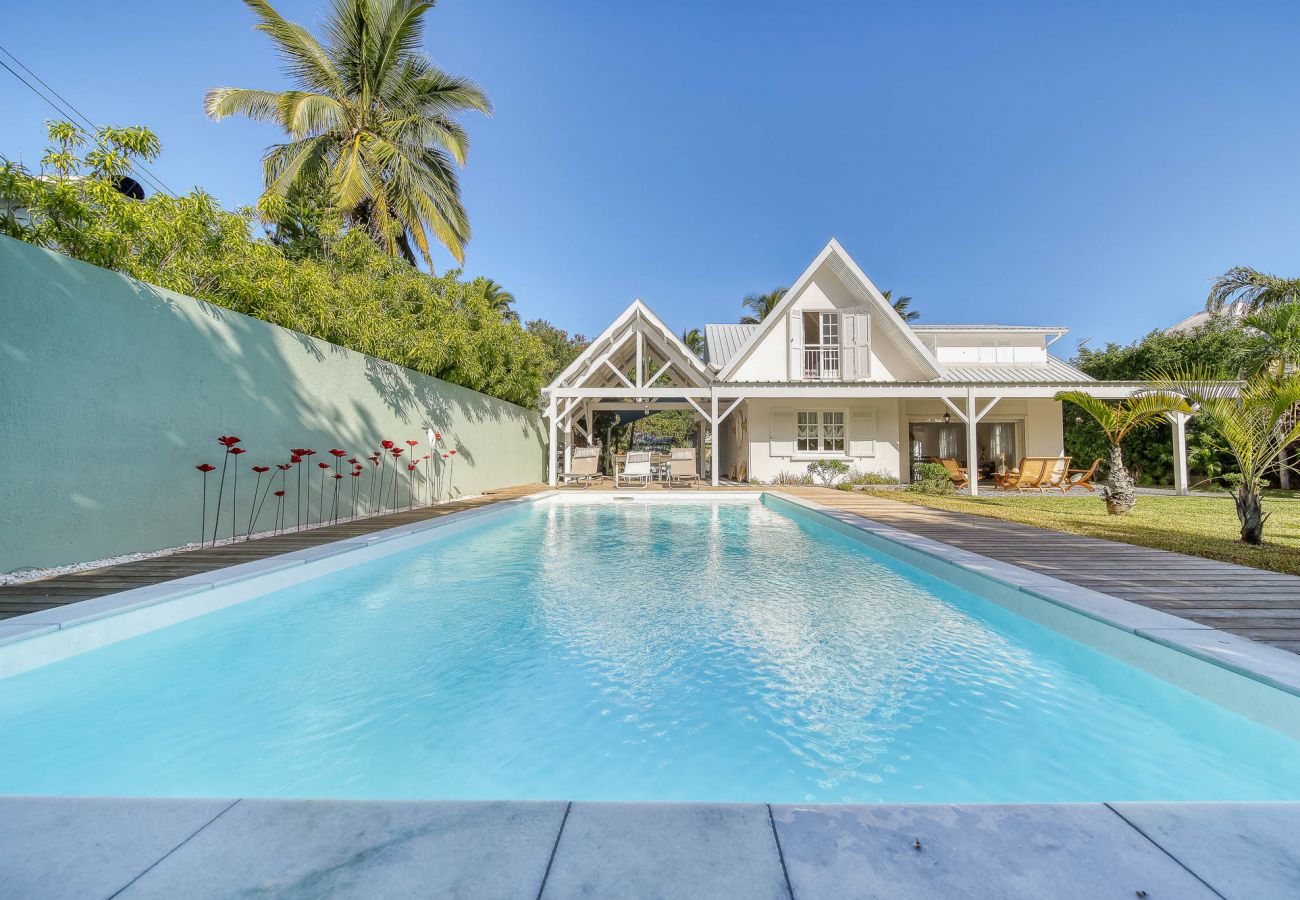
[859,489,1300,576]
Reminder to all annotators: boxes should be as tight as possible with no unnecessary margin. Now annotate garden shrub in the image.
[908,462,956,495]
[806,459,850,486]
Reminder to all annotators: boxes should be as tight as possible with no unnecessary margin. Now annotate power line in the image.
[0,43,178,198]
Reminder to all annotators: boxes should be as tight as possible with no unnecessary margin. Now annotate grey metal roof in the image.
[911,324,1068,332]
[937,355,1092,382]
[704,323,761,367]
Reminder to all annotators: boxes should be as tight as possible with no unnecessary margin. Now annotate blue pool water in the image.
[2,498,1299,802]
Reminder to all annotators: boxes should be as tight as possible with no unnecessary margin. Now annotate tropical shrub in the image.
[844,467,900,486]
[0,122,580,408]
[806,459,850,486]
[770,470,813,486]
[908,462,956,495]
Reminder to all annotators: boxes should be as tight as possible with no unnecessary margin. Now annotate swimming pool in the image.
[2,494,1299,802]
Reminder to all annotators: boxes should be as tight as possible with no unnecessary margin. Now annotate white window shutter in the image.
[849,409,876,457]
[840,314,856,381]
[788,309,803,380]
[854,313,871,379]
[770,408,796,456]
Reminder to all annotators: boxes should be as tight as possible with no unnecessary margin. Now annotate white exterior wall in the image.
[920,332,1050,366]
[744,397,902,483]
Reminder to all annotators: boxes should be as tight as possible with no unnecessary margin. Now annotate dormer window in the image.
[803,312,840,380]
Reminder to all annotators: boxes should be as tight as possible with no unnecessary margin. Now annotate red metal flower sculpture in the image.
[196,464,216,546]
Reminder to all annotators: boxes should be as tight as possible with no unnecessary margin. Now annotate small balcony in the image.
[803,346,840,381]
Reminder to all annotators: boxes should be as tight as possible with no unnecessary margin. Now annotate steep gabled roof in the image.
[703,323,760,368]
[715,239,943,381]
[545,299,713,393]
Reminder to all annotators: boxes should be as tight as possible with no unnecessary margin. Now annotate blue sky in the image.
[3,0,1299,353]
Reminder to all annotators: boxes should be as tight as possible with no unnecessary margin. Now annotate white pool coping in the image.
[3,489,1300,741]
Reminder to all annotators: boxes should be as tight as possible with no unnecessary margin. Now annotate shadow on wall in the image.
[0,236,547,572]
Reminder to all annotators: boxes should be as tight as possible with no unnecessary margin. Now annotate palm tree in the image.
[1054,390,1193,515]
[1151,367,1300,544]
[739,287,787,324]
[1241,302,1300,379]
[481,278,517,322]
[1208,267,1300,312]
[882,289,919,322]
[205,0,491,266]
[681,328,704,358]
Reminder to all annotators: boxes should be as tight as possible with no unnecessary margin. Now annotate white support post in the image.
[966,388,979,496]
[711,394,720,486]
[635,331,644,388]
[585,409,594,450]
[1168,410,1190,496]
[546,400,558,486]
[697,419,706,477]
[563,419,573,476]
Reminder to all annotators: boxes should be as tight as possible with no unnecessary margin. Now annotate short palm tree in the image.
[1208,267,1300,312]
[1151,367,1300,544]
[481,279,517,322]
[680,328,704,358]
[739,287,787,325]
[1054,390,1193,515]
[882,289,919,322]
[205,0,491,266]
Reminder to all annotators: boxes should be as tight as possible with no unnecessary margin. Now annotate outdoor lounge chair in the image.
[934,457,969,490]
[1062,457,1101,493]
[616,451,653,488]
[997,457,1050,492]
[559,446,601,487]
[1042,456,1072,492]
[667,447,700,487]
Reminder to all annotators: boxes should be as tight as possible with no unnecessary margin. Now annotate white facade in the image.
[543,240,1176,493]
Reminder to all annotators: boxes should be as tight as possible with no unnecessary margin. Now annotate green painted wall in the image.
[0,236,546,573]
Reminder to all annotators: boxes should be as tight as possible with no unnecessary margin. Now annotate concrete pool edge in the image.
[2,795,1296,898]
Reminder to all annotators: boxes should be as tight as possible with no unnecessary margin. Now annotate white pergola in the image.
[542,302,1196,493]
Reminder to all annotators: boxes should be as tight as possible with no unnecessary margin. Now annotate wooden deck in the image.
[776,486,1300,654]
[0,484,548,620]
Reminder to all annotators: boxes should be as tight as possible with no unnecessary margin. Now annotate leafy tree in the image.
[525,319,587,383]
[1054,391,1193,515]
[680,328,704,358]
[2,121,563,408]
[1208,266,1300,312]
[739,287,787,324]
[1152,367,1300,544]
[636,410,696,445]
[480,278,517,322]
[881,288,919,322]
[1241,303,1300,378]
[205,0,491,266]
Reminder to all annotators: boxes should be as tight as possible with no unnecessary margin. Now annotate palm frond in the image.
[204,87,286,123]
[243,0,346,96]
[1207,266,1300,311]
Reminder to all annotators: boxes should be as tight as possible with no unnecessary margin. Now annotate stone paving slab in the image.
[540,802,790,900]
[117,798,567,900]
[770,803,1218,900]
[1110,802,1300,900]
[0,796,235,900]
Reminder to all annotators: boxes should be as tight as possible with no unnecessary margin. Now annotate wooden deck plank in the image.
[773,486,1300,656]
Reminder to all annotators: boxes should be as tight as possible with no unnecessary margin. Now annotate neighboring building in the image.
[1165,301,1250,334]
[542,240,1173,490]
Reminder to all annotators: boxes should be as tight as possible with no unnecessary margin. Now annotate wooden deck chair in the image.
[1041,456,1072,492]
[559,447,601,487]
[616,451,653,489]
[668,448,700,487]
[1062,458,1101,493]
[993,460,1027,491]
[1003,457,1049,492]
[935,457,969,489]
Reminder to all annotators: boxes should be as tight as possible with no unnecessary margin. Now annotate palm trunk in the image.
[1101,443,1136,515]
[1233,484,1270,545]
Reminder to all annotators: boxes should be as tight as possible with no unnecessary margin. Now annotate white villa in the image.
[543,240,1190,493]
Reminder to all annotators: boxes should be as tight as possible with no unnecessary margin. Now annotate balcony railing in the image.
[803,346,840,381]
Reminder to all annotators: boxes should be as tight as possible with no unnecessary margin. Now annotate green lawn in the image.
[860,489,1300,576]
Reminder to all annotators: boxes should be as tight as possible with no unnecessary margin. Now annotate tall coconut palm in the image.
[1151,367,1300,544]
[1054,390,1193,515]
[481,278,517,322]
[739,287,787,325]
[882,289,919,322]
[681,328,704,358]
[1208,267,1300,312]
[205,0,491,266]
